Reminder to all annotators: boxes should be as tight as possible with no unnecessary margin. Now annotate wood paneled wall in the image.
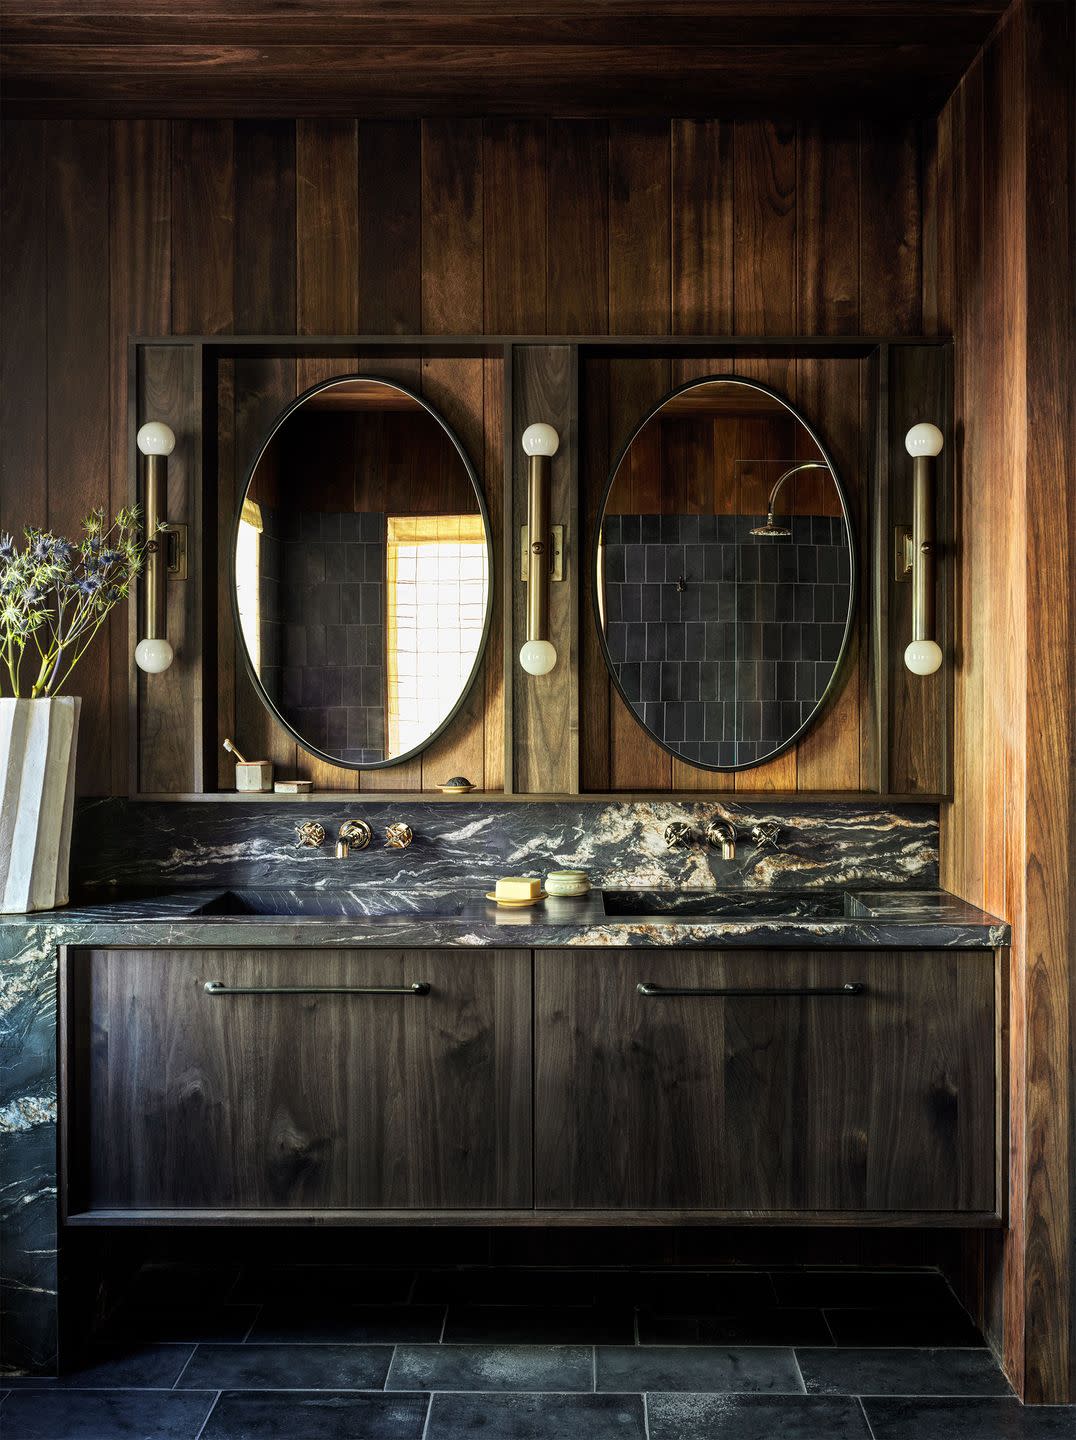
[0,115,928,795]
[929,0,1075,1405]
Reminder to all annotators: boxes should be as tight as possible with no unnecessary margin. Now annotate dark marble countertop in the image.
[0,886,1010,949]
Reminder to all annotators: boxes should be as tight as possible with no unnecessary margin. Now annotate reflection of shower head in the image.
[750,460,829,539]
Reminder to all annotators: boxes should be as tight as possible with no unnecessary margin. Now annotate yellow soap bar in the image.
[495,876,541,901]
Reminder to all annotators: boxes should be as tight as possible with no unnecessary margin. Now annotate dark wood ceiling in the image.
[1,2,1010,117]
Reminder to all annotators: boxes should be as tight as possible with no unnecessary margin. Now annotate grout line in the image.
[240,1305,262,1343]
[438,1307,449,1344]
[419,1390,433,1440]
[170,1346,198,1391]
[591,1346,597,1393]
[789,1348,808,1396]
[192,1391,222,1440]
[642,1390,651,1440]
[857,1395,879,1440]
[821,1309,839,1345]
[383,1344,398,1392]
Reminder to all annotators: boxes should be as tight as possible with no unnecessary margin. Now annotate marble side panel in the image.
[71,798,940,896]
[0,926,58,1376]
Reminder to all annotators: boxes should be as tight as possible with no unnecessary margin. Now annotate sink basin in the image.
[601,889,869,921]
[192,888,469,919]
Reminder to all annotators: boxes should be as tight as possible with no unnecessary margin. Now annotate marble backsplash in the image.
[71,798,939,896]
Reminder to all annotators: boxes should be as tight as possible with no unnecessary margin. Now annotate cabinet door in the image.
[534,949,997,1215]
[74,948,532,1213]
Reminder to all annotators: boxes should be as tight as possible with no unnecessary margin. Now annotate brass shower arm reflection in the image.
[764,460,830,517]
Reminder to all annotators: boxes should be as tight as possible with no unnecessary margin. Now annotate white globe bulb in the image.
[135,637,175,673]
[904,423,944,457]
[521,423,560,457]
[904,639,943,675]
[519,639,558,675]
[137,421,176,456]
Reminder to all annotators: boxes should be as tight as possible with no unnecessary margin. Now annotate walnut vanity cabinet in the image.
[534,949,1001,1219]
[64,948,532,1216]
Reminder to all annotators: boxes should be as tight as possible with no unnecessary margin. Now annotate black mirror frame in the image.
[231,372,494,772]
[591,372,857,773]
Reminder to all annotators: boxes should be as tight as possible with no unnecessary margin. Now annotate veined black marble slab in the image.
[71,798,940,897]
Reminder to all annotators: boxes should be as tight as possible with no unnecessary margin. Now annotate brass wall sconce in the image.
[901,422,944,676]
[519,422,561,676]
[134,421,180,675]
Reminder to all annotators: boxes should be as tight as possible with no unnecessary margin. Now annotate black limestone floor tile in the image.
[596,1345,803,1394]
[824,1305,983,1347]
[638,1307,832,1346]
[231,1265,415,1304]
[249,1303,445,1343]
[387,1344,593,1392]
[863,1396,1076,1439]
[200,1390,429,1440]
[5,1343,195,1389]
[102,1303,260,1343]
[176,1343,393,1390]
[772,1269,958,1309]
[444,1305,634,1344]
[0,1388,216,1440]
[645,1392,872,1439]
[797,1346,1012,1396]
[425,1392,647,1440]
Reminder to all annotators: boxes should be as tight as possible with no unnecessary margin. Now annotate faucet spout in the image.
[705,819,737,861]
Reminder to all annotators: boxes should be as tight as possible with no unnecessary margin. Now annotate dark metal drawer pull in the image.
[637,981,865,998]
[203,981,430,997]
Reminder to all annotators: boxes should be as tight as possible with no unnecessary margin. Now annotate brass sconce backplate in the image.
[520,525,565,582]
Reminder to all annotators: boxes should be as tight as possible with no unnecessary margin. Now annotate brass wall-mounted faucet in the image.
[336,820,372,858]
[705,819,738,861]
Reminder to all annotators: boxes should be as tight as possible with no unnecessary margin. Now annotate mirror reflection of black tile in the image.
[261,507,386,766]
[602,513,851,766]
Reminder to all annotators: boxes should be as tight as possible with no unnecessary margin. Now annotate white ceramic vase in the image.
[0,696,81,913]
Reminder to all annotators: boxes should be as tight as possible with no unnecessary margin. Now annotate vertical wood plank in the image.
[512,345,576,794]
[671,119,734,336]
[547,120,609,335]
[47,121,112,793]
[421,119,483,334]
[359,121,421,334]
[860,123,922,334]
[798,122,860,335]
[483,121,547,334]
[483,355,506,792]
[0,121,47,544]
[171,120,235,337]
[110,120,171,795]
[733,121,797,335]
[1021,0,1074,1403]
[609,121,671,336]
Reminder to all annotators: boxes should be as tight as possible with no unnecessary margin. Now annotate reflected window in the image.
[385,515,488,758]
[236,497,263,671]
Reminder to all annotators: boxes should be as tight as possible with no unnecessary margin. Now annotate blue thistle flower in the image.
[0,533,15,560]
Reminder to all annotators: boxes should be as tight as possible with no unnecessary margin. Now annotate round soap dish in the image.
[485,890,548,908]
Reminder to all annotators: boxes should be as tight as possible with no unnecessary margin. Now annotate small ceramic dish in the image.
[485,890,548,908]
[440,776,476,794]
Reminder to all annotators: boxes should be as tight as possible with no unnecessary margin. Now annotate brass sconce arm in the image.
[903,423,944,676]
[519,422,560,676]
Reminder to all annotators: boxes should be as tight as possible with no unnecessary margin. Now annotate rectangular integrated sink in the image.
[601,889,870,921]
[192,888,470,919]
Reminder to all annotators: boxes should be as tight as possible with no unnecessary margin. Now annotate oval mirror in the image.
[594,375,854,770]
[235,375,492,769]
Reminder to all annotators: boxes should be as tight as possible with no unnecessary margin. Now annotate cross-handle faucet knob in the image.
[336,819,372,858]
[750,821,782,850]
[385,822,413,850]
[664,821,693,850]
[295,821,326,849]
[705,819,738,861]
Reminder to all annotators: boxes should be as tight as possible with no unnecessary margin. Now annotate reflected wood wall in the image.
[2,115,926,795]
[928,0,1075,1405]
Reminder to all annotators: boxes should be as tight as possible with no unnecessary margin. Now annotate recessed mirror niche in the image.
[594,376,855,770]
[235,375,492,769]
